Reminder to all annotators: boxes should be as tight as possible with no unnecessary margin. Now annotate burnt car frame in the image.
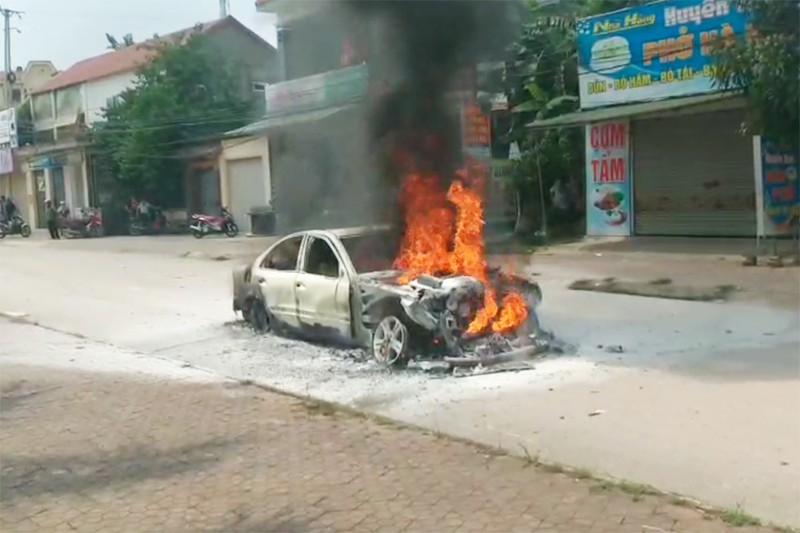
[232,226,542,367]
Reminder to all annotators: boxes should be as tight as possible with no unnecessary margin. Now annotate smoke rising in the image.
[269,0,520,234]
[349,0,520,181]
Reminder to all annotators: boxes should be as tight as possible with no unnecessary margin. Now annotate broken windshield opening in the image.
[341,232,398,273]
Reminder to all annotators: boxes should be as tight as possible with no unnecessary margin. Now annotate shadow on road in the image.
[0,437,237,504]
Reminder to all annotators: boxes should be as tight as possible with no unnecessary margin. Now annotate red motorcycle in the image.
[190,207,238,238]
[58,205,104,238]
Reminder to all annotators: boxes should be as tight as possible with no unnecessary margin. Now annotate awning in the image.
[526,92,744,130]
[225,104,358,138]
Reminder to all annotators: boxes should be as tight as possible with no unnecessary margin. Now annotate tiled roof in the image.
[32,17,258,95]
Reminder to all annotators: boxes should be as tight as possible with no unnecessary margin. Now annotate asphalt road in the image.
[1,237,799,527]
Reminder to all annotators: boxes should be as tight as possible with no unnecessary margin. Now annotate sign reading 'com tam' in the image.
[576,0,749,109]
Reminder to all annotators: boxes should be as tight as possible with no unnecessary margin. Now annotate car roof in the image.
[330,225,393,238]
[320,225,394,239]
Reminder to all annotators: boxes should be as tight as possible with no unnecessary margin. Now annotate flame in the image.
[393,158,528,335]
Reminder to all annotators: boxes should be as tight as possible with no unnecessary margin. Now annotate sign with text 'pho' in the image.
[576,0,749,109]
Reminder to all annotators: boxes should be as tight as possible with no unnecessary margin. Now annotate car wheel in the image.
[371,315,410,369]
[250,301,272,333]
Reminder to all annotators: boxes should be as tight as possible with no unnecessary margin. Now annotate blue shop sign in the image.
[576,0,749,109]
[28,156,60,170]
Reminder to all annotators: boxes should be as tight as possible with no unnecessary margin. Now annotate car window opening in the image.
[264,236,302,270]
[341,232,397,273]
[306,238,341,278]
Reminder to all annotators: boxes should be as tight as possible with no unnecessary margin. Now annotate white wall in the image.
[81,72,137,125]
[219,135,271,207]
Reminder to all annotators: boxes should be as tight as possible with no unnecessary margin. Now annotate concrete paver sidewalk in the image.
[0,363,774,533]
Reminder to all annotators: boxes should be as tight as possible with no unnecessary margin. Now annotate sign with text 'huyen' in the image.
[585,121,631,236]
[576,0,749,109]
[753,138,799,237]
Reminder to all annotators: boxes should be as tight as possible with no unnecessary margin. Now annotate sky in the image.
[10,0,278,71]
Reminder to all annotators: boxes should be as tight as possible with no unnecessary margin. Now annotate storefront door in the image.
[50,166,66,206]
[34,170,46,228]
[632,110,756,237]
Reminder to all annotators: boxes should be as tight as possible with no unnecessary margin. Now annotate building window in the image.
[105,95,124,109]
[253,82,268,93]
[11,88,21,103]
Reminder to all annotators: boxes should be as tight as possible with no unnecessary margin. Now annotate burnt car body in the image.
[232,226,542,367]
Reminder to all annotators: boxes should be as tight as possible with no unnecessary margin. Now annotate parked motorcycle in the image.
[128,207,168,236]
[58,206,103,238]
[190,207,238,238]
[0,214,32,239]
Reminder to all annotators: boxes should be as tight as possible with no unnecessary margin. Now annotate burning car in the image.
[232,225,543,368]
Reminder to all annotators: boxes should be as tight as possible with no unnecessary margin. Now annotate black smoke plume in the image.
[346,0,521,182]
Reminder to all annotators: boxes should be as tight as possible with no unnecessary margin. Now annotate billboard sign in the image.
[585,121,632,236]
[0,107,17,147]
[0,147,13,174]
[576,0,749,109]
[753,138,799,237]
[461,101,491,160]
[264,63,368,116]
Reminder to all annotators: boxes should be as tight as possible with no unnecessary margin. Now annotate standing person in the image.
[0,195,6,222]
[5,195,17,221]
[45,200,60,240]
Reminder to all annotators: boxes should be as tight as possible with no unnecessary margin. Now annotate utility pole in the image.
[0,6,23,107]
[219,0,229,19]
[1,6,22,73]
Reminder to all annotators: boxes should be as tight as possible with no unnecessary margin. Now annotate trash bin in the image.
[249,206,276,235]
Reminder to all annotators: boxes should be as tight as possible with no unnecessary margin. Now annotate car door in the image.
[251,234,303,328]
[294,235,351,338]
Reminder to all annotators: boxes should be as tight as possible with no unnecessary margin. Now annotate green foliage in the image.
[90,32,253,205]
[503,0,649,234]
[713,0,800,147]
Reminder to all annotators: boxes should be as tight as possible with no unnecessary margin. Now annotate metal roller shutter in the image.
[633,110,756,236]
[228,157,266,235]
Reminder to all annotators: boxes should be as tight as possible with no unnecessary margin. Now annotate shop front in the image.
[218,135,271,235]
[529,0,764,238]
[631,107,756,236]
[24,151,89,227]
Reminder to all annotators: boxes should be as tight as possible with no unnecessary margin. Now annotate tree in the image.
[502,0,649,236]
[713,0,800,147]
[91,32,253,207]
[106,33,135,50]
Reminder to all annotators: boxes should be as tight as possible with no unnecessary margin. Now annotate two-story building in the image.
[0,61,59,214]
[0,61,58,110]
[17,16,277,228]
[221,0,518,235]
[218,0,372,234]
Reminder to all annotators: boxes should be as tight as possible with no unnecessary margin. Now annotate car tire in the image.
[371,315,411,369]
[250,301,272,334]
